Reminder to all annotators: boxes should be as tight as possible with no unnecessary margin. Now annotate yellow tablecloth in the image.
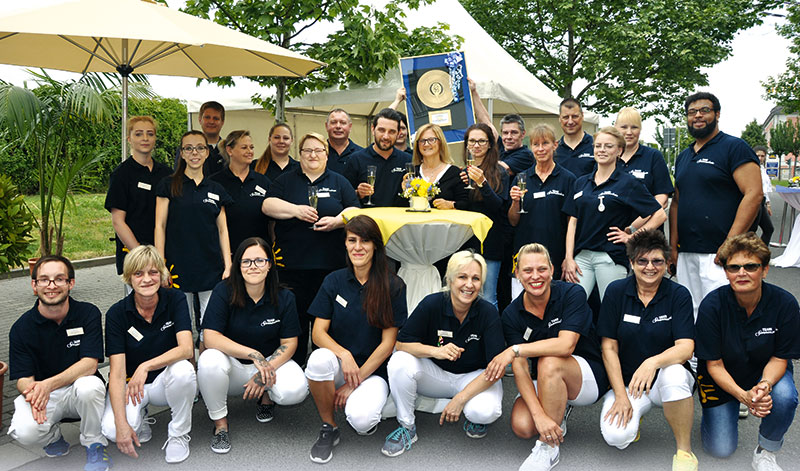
[342,207,493,245]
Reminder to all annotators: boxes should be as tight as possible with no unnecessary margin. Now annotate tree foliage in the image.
[460,0,777,119]
[741,119,768,148]
[182,0,461,121]
[769,119,800,158]
[764,3,800,113]
[0,174,35,272]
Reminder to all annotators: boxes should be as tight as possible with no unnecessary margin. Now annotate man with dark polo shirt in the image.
[555,98,595,178]
[8,256,110,471]
[343,108,411,207]
[325,109,363,175]
[668,92,762,320]
[174,101,227,175]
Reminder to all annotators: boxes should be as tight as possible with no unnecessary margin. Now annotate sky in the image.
[0,1,793,143]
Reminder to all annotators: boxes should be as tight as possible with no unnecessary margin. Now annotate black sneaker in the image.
[256,402,275,423]
[310,423,340,464]
[210,428,231,454]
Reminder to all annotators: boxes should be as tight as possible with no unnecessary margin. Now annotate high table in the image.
[772,186,800,268]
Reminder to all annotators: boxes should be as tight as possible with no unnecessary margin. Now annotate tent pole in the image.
[120,39,129,163]
[487,98,494,124]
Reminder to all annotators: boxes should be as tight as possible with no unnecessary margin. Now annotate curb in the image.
[0,255,115,280]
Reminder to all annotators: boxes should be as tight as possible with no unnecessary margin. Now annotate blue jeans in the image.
[482,259,500,309]
[701,369,798,458]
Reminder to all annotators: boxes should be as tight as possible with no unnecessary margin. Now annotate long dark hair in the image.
[227,237,280,309]
[463,123,502,201]
[255,123,292,175]
[171,130,208,197]
[345,215,396,329]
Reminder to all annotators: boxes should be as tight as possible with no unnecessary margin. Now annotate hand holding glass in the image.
[366,165,377,206]
[308,186,318,228]
[517,174,527,213]
[465,154,476,189]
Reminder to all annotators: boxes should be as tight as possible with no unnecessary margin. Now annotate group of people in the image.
[6,91,800,471]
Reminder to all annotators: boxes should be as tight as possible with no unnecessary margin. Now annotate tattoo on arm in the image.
[248,352,269,367]
[267,345,288,362]
[251,373,265,387]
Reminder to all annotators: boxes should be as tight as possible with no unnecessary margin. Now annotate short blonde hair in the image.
[615,107,642,128]
[514,243,552,272]
[121,245,170,286]
[593,126,625,149]
[528,124,557,144]
[299,132,329,155]
[444,250,487,295]
[413,123,453,166]
[127,116,156,136]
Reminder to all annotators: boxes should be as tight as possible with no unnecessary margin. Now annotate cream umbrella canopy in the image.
[0,0,324,160]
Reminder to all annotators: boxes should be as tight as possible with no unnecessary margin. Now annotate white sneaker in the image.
[752,447,783,471]
[138,416,156,444]
[163,435,191,464]
[561,405,573,437]
[519,440,560,471]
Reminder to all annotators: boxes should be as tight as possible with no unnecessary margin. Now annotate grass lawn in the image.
[24,193,114,261]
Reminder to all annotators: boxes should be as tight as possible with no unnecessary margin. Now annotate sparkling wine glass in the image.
[465,154,475,189]
[308,186,318,228]
[517,174,527,214]
[366,165,377,206]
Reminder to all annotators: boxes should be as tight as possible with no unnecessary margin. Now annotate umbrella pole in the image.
[121,74,128,162]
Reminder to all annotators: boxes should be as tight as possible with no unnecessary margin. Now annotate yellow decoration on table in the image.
[402,177,440,199]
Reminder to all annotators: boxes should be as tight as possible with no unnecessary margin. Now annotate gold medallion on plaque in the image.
[416,70,453,109]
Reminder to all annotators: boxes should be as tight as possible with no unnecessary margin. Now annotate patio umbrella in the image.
[0,0,324,160]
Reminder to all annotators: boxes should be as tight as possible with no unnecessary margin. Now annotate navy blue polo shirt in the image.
[555,132,595,177]
[696,282,800,408]
[500,144,535,176]
[513,163,576,278]
[155,176,233,292]
[267,167,359,270]
[502,281,606,390]
[105,287,192,384]
[619,145,674,197]
[597,276,694,384]
[211,167,272,252]
[9,298,104,381]
[343,145,411,207]
[457,166,509,261]
[674,132,759,254]
[398,292,504,374]
[105,157,173,275]
[174,143,225,176]
[308,269,407,378]
[203,281,301,364]
[327,139,363,175]
[562,167,662,267]
[253,157,300,184]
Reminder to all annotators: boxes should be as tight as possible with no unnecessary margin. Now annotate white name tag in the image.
[254,185,266,194]
[208,192,219,201]
[623,314,641,325]
[335,295,347,308]
[128,327,143,342]
[137,182,152,191]
[66,327,84,337]
[437,330,453,338]
[533,191,546,199]
[523,327,532,341]
[573,191,583,199]
[631,170,646,179]
[317,192,331,198]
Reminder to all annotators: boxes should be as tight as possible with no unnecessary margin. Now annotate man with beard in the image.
[8,256,110,470]
[669,92,762,321]
[344,108,411,207]
[325,108,364,174]
[554,98,595,177]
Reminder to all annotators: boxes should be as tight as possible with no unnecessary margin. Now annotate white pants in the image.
[304,348,389,434]
[8,375,107,447]
[574,250,628,301]
[101,360,196,440]
[184,291,211,341]
[198,349,308,421]
[676,252,727,320]
[520,355,601,406]
[600,364,694,449]
[387,351,503,428]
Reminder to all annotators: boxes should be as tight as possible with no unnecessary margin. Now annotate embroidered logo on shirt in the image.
[696,158,715,166]
[465,334,481,343]
[547,189,564,197]
[755,327,777,337]
[598,190,619,198]
[261,319,280,327]
[202,198,218,207]
[160,321,174,331]
[66,339,81,348]
[651,315,672,324]
[254,185,266,195]
[630,170,648,179]
[578,153,593,159]
[548,318,562,328]
[391,167,406,173]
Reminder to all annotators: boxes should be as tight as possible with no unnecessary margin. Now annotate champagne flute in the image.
[517,174,527,214]
[308,186,318,229]
[404,162,415,191]
[465,154,475,189]
[366,165,377,206]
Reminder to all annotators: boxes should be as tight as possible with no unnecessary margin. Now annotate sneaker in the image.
[519,440,560,471]
[210,428,231,454]
[561,405,573,437]
[310,423,340,464]
[463,420,488,439]
[381,425,417,457]
[84,443,111,471]
[44,435,70,457]
[256,402,275,423]
[752,446,783,471]
[740,402,750,419]
[356,423,378,436]
[139,415,156,443]
[632,417,643,443]
[163,435,191,464]
[672,450,698,471]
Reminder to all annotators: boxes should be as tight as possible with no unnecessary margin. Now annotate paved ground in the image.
[1,194,799,470]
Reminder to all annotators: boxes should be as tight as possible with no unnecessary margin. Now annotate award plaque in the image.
[399,51,475,143]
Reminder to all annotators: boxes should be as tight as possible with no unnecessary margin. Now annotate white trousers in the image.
[197,348,308,421]
[387,351,503,428]
[676,252,727,320]
[304,348,389,434]
[600,364,694,449]
[8,375,107,447]
[101,360,196,440]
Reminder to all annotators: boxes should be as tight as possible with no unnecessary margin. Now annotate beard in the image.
[375,138,396,151]
[688,116,717,140]
[37,290,69,307]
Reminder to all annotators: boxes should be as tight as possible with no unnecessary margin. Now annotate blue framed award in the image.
[399,51,475,143]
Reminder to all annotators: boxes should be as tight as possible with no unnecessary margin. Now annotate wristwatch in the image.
[512,344,520,358]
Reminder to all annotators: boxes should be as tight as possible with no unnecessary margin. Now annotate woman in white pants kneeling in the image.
[197,237,308,454]
[382,250,505,457]
[597,230,697,471]
[102,245,197,464]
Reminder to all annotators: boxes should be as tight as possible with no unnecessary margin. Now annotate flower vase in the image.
[408,196,431,212]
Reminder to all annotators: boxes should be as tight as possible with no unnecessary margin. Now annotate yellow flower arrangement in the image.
[402,177,441,199]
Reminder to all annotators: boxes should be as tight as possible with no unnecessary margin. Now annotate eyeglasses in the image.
[686,106,714,116]
[467,139,489,147]
[35,277,70,287]
[419,137,439,145]
[300,148,327,156]
[181,145,209,154]
[724,263,762,273]
[241,258,269,268]
[635,258,666,268]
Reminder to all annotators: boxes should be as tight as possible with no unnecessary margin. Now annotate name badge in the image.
[317,192,331,198]
[207,192,219,201]
[336,295,348,308]
[66,327,84,337]
[631,170,645,179]
[437,330,453,338]
[137,182,152,191]
[533,191,546,199]
[254,185,266,194]
[573,191,583,199]
[523,327,532,341]
[623,314,641,325]
[128,327,143,342]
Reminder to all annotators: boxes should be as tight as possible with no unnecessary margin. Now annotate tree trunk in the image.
[275,77,286,123]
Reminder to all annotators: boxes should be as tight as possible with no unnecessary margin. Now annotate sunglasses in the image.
[724,263,762,273]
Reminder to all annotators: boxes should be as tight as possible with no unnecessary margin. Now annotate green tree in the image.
[460,0,777,118]
[769,119,800,158]
[764,3,800,113]
[741,119,768,148]
[183,0,461,121]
